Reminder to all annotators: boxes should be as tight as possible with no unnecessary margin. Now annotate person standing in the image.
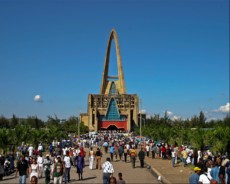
[63,151,72,184]
[88,147,95,170]
[9,153,15,173]
[199,167,212,184]
[102,157,114,184]
[171,148,176,167]
[182,148,188,167]
[43,154,53,184]
[114,144,119,160]
[103,141,109,153]
[225,159,230,184]
[28,145,34,157]
[110,145,115,162]
[197,148,202,162]
[15,155,29,184]
[29,158,39,182]
[95,148,102,170]
[49,143,53,155]
[129,148,137,168]
[0,155,4,181]
[161,145,166,159]
[138,148,145,168]
[189,167,201,184]
[37,153,44,178]
[123,146,128,162]
[74,152,84,180]
[52,156,65,184]
[117,172,126,184]
[118,144,124,161]
[38,144,43,156]
[151,144,156,159]
[145,144,150,157]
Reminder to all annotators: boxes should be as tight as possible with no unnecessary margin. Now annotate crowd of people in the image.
[0,130,229,184]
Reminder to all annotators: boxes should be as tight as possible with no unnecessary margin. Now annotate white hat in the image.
[46,154,49,157]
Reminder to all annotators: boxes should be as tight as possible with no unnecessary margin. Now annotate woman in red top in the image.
[161,145,166,159]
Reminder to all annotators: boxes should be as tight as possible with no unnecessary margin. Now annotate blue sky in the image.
[0,0,229,121]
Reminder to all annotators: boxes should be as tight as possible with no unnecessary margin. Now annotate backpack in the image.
[130,150,136,157]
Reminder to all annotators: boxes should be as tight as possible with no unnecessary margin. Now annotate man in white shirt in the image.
[102,157,114,184]
[37,154,44,178]
[63,147,68,156]
[146,144,150,157]
[38,143,43,155]
[28,145,34,157]
[199,167,212,184]
[64,151,72,183]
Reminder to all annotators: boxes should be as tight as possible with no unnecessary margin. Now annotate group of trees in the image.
[0,115,89,154]
[134,111,230,155]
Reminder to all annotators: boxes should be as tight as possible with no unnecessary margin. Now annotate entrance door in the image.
[107,125,118,130]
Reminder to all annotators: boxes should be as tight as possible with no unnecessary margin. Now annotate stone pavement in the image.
[144,155,193,184]
[0,148,194,184]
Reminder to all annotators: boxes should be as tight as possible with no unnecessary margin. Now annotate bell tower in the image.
[100,29,126,95]
[82,29,139,131]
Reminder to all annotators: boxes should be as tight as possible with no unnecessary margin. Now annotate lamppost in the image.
[140,98,142,139]
[78,112,80,139]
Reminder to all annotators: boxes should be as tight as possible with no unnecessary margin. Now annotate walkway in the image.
[1,148,193,184]
[144,155,193,183]
[1,148,159,184]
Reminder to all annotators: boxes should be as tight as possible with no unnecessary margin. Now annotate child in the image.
[117,172,126,184]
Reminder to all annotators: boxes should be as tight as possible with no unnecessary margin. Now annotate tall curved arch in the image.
[100,29,126,94]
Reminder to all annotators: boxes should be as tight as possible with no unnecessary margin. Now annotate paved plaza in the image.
[1,148,159,184]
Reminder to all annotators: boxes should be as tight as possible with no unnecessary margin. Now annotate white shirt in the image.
[199,173,211,184]
[37,156,44,165]
[171,151,176,158]
[102,161,114,174]
[146,145,150,151]
[38,145,43,151]
[28,146,34,156]
[64,156,71,168]
[76,149,80,156]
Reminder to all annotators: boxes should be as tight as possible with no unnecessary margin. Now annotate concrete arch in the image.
[100,29,126,95]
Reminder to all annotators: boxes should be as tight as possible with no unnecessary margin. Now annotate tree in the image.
[189,128,205,150]
[199,111,206,128]
[9,114,19,128]
[13,125,31,146]
[0,116,10,128]
[46,115,61,127]
[26,116,44,129]
[0,128,11,154]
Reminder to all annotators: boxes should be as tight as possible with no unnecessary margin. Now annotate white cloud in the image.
[172,115,181,121]
[214,102,229,113]
[34,95,43,102]
[166,111,173,116]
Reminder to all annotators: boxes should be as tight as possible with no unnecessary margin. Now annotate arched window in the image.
[109,82,118,95]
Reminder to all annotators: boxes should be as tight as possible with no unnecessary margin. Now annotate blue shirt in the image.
[110,146,115,154]
[210,166,220,183]
[189,173,199,184]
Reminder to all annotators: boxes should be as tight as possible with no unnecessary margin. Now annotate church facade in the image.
[80,29,139,131]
